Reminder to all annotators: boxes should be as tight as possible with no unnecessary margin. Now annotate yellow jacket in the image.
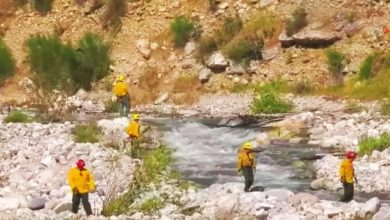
[67,168,95,194]
[113,81,129,97]
[126,121,140,139]
[339,159,354,183]
[237,149,256,170]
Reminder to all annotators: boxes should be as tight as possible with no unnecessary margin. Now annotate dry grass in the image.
[138,66,159,90]
[171,74,203,105]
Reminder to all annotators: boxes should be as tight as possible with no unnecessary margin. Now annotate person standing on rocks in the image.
[237,142,264,192]
[339,151,357,202]
[112,74,131,117]
[67,159,95,216]
[126,113,141,141]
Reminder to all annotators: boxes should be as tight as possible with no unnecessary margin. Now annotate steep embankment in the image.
[1,0,389,106]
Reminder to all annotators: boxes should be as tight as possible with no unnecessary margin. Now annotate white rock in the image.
[136,39,151,59]
[288,193,319,206]
[198,68,212,83]
[28,197,47,210]
[359,197,380,219]
[373,207,390,220]
[184,42,196,55]
[41,155,54,167]
[265,189,294,201]
[155,93,169,105]
[150,42,159,50]
[207,52,228,72]
[0,197,20,211]
[324,207,343,218]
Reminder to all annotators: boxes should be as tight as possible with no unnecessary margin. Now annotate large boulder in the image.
[359,197,380,219]
[292,30,341,47]
[310,177,333,190]
[279,32,295,48]
[207,52,229,72]
[198,68,212,83]
[28,197,47,210]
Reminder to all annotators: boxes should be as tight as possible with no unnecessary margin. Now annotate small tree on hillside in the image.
[71,33,111,90]
[0,39,15,84]
[326,49,345,86]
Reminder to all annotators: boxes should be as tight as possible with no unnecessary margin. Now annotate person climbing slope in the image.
[339,150,357,202]
[67,159,95,216]
[112,74,131,117]
[237,141,264,192]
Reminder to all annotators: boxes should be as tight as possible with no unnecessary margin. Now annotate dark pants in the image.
[242,166,254,192]
[118,95,130,117]
[340,182,354,202]
[72,193,92,215]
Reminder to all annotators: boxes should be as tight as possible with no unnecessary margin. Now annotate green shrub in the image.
[0,39,14,83]
[4,111,31,123]
[359,133,390,155]
[72,122,102,143]
[196,36,218,60]
[286,7,308,36]
[103,0,126,26]
[359,54,378,80]
[33,0,52,13]
[326,49,345,86]
[71,33,111,90]
[27,35,77,92]
[251,82,293,114]
[225,38,263,63]
[381,101,390,116]
[170,16,196,47]
[27,33,111,92]
[139,197,164,214]
[102,146,172,216]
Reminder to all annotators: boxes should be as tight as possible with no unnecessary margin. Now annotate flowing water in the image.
[146,117,319,191]
[145,117,390,203]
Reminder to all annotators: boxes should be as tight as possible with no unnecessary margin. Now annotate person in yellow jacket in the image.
[237,142,264,192]
[112,74,130,117]
[67,159,95,216]
[339,151,357,202]
[126,113,141,140]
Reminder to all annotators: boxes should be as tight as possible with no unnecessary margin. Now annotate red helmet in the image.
[346,151,357,159]
[76,159,85,169]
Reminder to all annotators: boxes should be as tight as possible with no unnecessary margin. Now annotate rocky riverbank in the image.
[1,93,390,220]
[0,117,135,219]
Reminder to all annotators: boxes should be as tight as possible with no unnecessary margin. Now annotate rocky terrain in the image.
[0,0,390,219]
[0,117,135,219]
[1,94,390,219]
